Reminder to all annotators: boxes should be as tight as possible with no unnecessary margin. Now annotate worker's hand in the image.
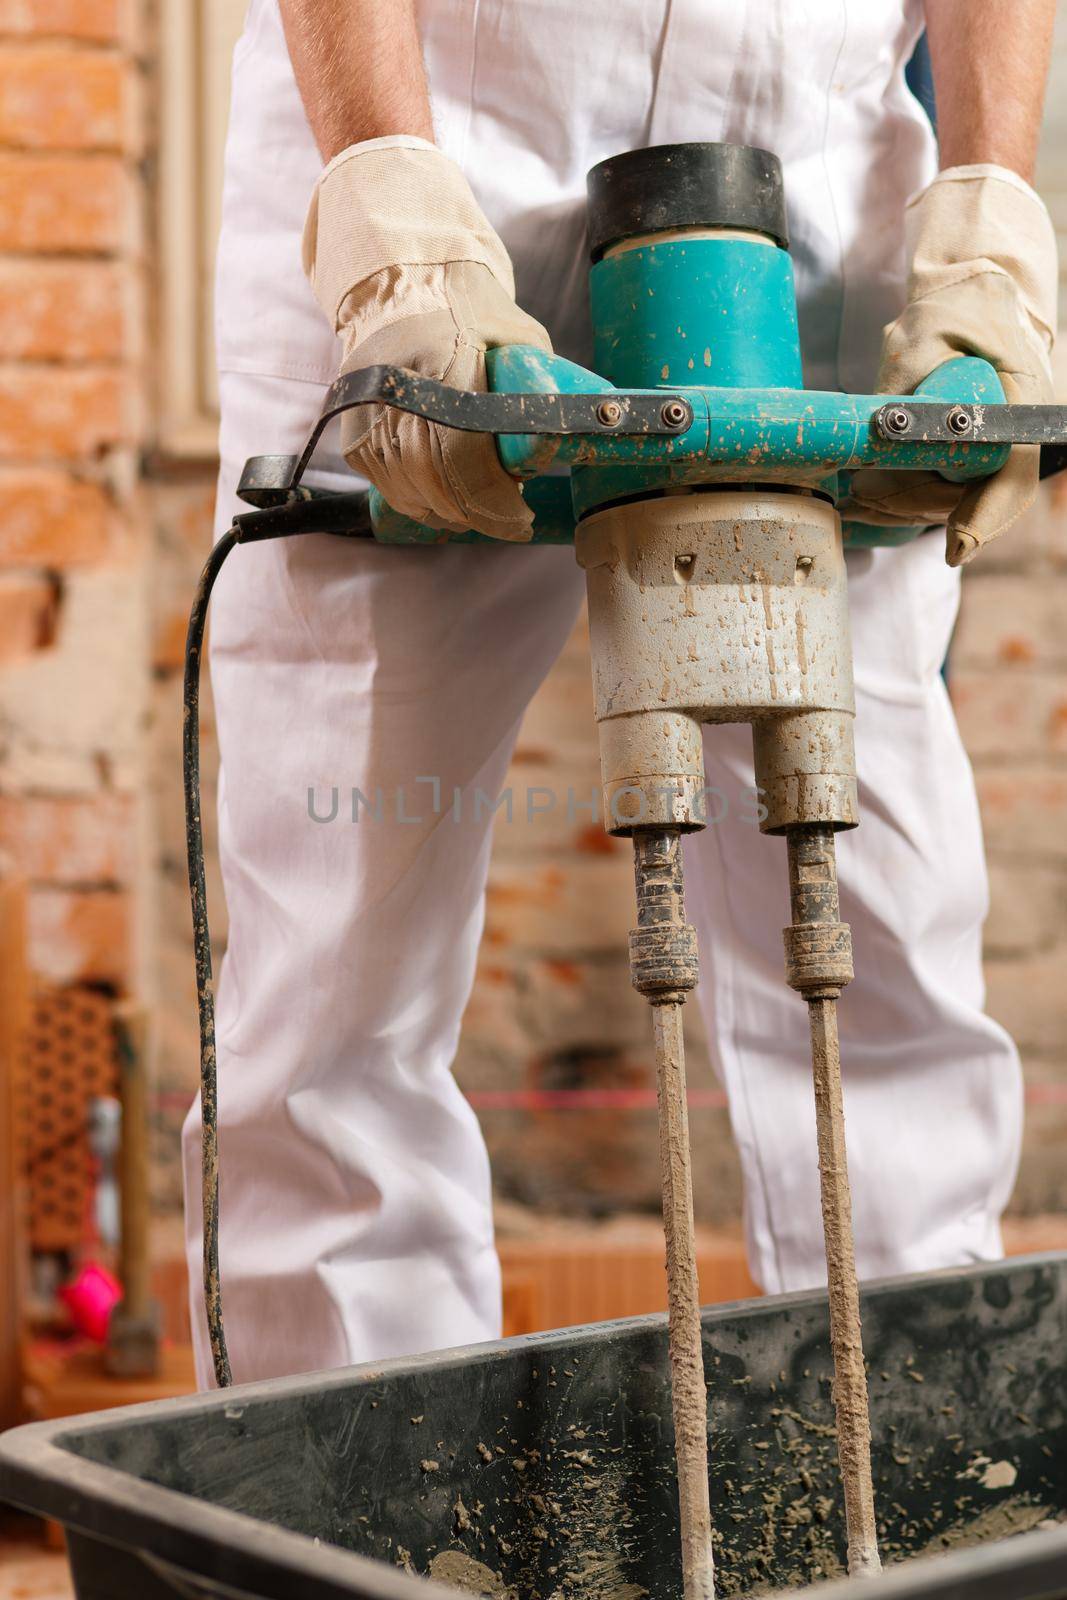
[303,137,552,540]
[846,166,1057,566]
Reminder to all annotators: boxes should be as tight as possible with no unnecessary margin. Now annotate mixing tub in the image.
[2,1254,1066,1600]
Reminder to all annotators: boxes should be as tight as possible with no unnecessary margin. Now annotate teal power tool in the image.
[186,144,1067,1596]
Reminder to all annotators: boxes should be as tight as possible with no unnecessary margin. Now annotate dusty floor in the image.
[0,1518,71,1600]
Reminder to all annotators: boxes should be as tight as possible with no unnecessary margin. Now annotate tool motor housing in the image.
[579,144,857,835]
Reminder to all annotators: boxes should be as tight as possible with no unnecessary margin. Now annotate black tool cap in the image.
[586,143,788,260]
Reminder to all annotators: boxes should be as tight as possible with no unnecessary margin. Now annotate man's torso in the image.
[217,0,937,395]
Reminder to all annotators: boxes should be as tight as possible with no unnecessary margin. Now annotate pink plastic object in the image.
[59,1261,121,1343]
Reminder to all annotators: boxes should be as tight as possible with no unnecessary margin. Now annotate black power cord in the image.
[183,498,373,1389]
[183,526,238,1388]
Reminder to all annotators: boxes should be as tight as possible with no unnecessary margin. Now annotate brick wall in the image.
[947,16,1067,1213]
[0,1,146,992]
[953,482,1067,1211]
[149,472,220,1207]
[3,7,1064,1239]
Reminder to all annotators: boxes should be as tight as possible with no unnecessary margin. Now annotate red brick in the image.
[0,570,55,657]
[153,480,216,557]
[0,469,120,565]
[0,366,136,459]
[0,1,125,43]
[27,884,129,986]
[0,47,133,151]
[951,667,1067,761]
[1050,468,1067,524]
[984,861,1067,958]
[985,948,1067,1055]
[1004,1216,1067,1255]
[977,766,1067,860]
[0,151,130,252]
[964,480,1066,574]
[484,748,606,861]
[152,608,188,673]
[0,259,134,360]
[0,790,134,882]
[954,576,1067,669]
[486,858,632,956]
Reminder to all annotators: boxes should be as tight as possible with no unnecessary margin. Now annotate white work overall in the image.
[184,0,1023,1387]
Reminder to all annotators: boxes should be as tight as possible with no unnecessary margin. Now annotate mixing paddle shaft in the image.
[629,831,715,1600]
[783,827,881,1577]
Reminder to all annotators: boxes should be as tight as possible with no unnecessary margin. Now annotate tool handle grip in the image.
[232,350,1067,545]
[912,357,1009,483]
[486,343,633,478]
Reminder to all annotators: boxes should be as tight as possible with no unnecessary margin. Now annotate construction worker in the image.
[184,0,1058,1386]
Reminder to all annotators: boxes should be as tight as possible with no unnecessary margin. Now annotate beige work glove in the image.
[303,136,552,540]
[847,166,1057,566]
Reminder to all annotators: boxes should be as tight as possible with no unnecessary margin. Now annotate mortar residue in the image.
[430,1549,516,1598]
[653,1000,715,1600]
[809,993,880,1577]
[915,1496,1062,1558]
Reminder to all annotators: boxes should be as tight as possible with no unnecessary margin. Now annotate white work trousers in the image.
[183,369,1022,1387]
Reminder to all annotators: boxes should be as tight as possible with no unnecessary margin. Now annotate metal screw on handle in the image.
[661,399,691,429]
[879,405,912,438]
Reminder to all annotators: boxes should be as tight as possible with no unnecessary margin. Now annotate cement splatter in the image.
[430,1549,516,1598]
[549,1441,648,1600]
[916,1496,1064,1558]
[960,1455,1018,1490]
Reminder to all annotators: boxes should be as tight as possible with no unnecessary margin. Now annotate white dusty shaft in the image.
[653,1000,716,1600]
[784,827,881,1577]
[809,994,881,1578]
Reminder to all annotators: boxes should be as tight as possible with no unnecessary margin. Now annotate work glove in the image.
[303,136,552,540]
[847,166,1057,566]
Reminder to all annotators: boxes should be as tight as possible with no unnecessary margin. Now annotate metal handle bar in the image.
[286,365,694,489]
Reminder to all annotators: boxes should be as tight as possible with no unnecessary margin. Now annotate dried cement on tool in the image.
[783,827,880,1578]
[654,1002,716,1600]
[809,995,880,1578]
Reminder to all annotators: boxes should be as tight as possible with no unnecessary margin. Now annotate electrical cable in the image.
[183,526,238,1389]
[183,501,373,1390]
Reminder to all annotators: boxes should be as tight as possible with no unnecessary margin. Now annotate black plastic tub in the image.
[2,1254,1066,1600]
